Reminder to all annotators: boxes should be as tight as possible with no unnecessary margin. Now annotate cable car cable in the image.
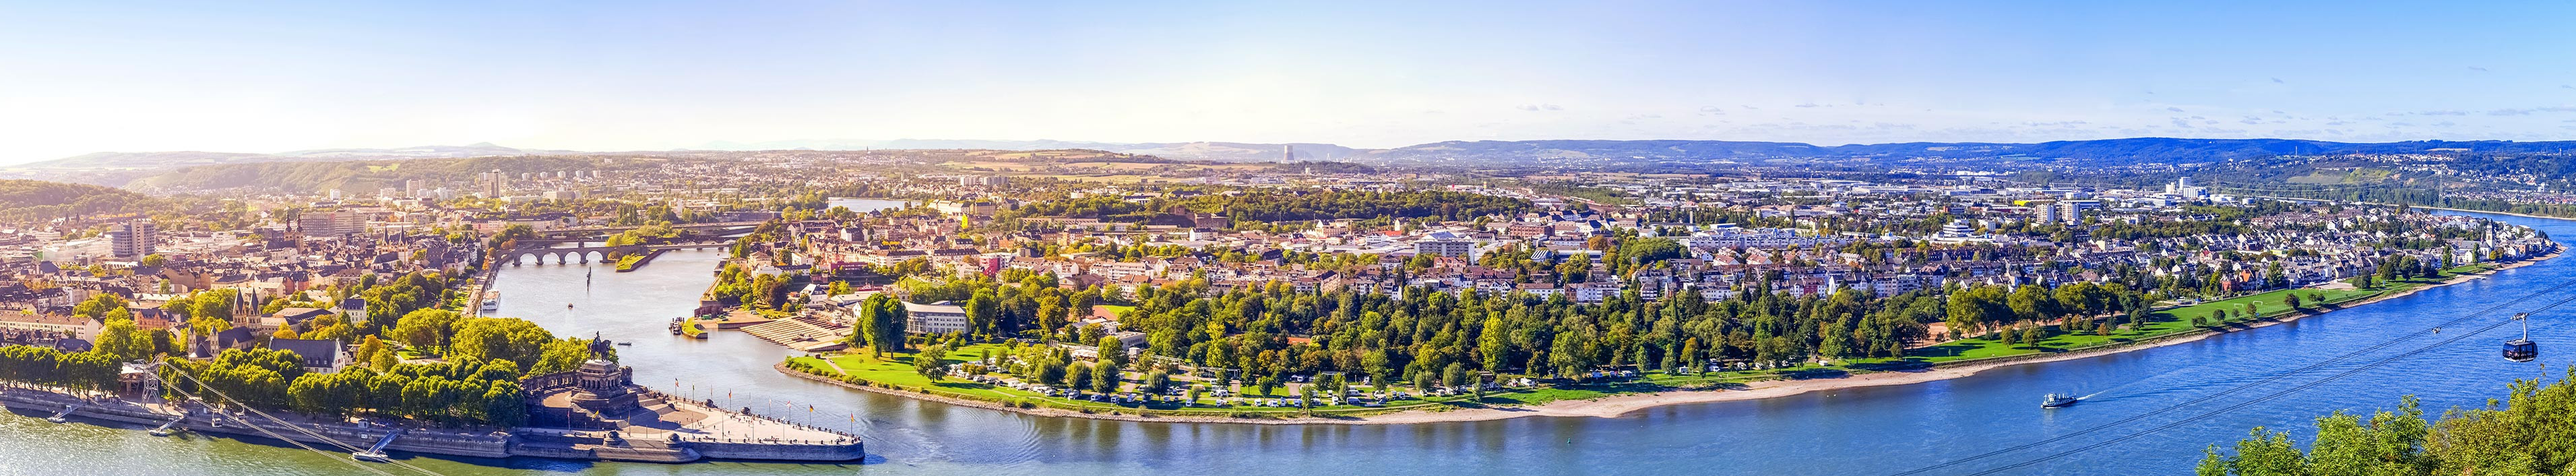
[1889,276,2576,476]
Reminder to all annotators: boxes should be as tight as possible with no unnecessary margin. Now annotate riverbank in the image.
[1385,247,2563,423]
[782,249,2559,425]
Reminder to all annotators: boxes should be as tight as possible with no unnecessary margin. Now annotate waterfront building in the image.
[902,301,970,335]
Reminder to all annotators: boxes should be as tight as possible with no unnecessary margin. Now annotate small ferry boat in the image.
[2041,392,2080,409]
[479,291,501,312]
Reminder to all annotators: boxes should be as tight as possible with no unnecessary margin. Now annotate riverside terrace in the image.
[0,357,860,465]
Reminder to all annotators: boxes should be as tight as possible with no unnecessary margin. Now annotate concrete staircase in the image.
[738,317,850,351]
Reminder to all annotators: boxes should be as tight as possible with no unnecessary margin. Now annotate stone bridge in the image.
[501,238,735,266]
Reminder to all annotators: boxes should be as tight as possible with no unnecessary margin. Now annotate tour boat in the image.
[479,291,501,312]
[2041,392,2080,409]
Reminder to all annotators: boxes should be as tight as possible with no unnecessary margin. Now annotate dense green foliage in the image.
[165,348,529,426]
[2195,371,2576,475]
[0,345,123,391]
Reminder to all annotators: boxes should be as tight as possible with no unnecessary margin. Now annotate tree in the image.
[73,294,127,322]
[2195,396,2434,475]
[485,224,538,251]
[1478,316,1509,372]
[1947,285,2010,338]
[531,337,602,374]
[448,318,553,365]
[391,309,465,351]
[2007,285,2063,326]
[139,254,168,267]
[94,319,141,360]
[1096,336,1128,367]
[371,348,400,371]
[1143,369,1170,394]
[856,294,909,355]
[1035,357,1069,386]
[1091,361,1121,394]
[914,345,949,381]
[964,290,1001,338]
[1066,362,1091,392]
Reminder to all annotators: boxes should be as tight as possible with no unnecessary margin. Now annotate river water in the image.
[5,206,2571,475]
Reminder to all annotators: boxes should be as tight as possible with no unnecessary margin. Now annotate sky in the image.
[3,0,2576,164]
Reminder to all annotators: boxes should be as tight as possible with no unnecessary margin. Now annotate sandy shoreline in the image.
[778,248,2560,425]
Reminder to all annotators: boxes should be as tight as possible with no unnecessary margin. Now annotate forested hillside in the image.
[126,155,662,194]
[0,179,162,222]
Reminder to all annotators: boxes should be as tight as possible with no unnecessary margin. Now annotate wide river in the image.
[5,202,2571,475]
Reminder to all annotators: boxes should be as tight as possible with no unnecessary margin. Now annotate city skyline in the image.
[6,1,2576,165]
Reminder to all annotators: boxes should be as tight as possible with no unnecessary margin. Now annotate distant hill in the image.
[693,139,1362,162]
[126,154,658,194]
[702,137,2576,167]
[11,143,577,171]
[1358,138,2576,167]
[0,179,162,222]
[32,137,2576,189]
[1117,142,1362,162]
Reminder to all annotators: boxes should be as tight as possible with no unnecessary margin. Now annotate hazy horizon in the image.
[7,1,2576,165]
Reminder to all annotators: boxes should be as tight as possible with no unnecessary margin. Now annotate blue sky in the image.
[3,1,2574,163]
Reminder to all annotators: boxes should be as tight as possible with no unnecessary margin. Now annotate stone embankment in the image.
[0,386,860,464]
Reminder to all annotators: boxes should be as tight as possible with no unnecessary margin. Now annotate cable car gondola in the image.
[2505,312,2538,363]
